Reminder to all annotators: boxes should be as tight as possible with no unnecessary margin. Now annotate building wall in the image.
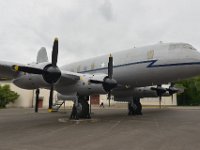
[32,89,53,108]
[0,81,34,108]
[99,94,177,106]
[32,89,74,109]
[141,95,177,106]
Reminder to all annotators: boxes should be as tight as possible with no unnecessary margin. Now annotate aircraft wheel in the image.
[77,97,90,119]
[134,98,143,115]
[128,102,136,115]
[77,102,87,118]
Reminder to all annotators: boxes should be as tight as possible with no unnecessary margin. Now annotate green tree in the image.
[0,85,19,108]
[176,76,200,106]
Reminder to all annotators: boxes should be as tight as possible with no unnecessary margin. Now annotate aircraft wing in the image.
[58,70,81,85]
[0,60,80,85]
[113,85,184,102]
[0,60,21,81]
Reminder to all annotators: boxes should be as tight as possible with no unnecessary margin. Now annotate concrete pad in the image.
[0,107,200,150]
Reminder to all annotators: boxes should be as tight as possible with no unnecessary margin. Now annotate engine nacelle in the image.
[76,74,108,96]
[13,62,51,89]
[133,87,170,98]
[57,93,77,101]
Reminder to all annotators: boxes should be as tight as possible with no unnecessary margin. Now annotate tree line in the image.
[176,76,200,106]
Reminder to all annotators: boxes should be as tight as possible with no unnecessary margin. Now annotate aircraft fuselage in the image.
[61,42,200,88]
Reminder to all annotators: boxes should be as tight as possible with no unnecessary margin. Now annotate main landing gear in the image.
[70,96,91,120]
[128,97,142,116]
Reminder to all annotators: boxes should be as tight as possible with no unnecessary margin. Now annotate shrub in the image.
[0,84,19,108]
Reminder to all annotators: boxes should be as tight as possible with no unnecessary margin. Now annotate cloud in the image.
[99,0,113,21]
[0,0,200,66]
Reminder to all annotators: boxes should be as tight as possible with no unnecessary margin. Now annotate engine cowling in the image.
[76,74,109,96]
[57,93,77,101]
[13,62,55,89]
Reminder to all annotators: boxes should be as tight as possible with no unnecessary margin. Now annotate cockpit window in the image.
[183,44,196,50]
[169,44,197,51]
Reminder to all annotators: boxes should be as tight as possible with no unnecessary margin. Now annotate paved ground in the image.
[0,107,200,150]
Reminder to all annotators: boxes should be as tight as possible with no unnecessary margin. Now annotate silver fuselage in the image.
[61,43,200,88]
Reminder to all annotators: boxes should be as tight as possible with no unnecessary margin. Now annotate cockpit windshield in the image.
[169,43,197,51]
[182,44,196,50]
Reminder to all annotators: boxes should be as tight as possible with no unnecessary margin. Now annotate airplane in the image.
[0,38,199,118]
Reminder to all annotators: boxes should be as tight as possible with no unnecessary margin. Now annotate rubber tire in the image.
[77,101,89,118]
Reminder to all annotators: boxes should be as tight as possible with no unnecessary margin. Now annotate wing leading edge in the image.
[0,61,21,81]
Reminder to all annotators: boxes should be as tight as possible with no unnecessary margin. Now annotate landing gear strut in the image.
[128,97,142,115]
[70,96,91,120]
[35,89,40,113]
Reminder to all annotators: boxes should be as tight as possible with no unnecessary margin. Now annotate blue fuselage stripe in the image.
[79,60,200,73]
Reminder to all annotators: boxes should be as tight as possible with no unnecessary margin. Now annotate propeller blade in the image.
[171,82,175,87]
[157,85,167,93]
[159,96,162,109]
[151,85,166,96]
[12,65,44,74]
[48,85,54,112]
[90,54,117,92]
[108,54,113,79]
[167,83,179,95]
[151,85,164,109]
[52,38,59,67]
[108,92,111,107]
[35,89,40,113]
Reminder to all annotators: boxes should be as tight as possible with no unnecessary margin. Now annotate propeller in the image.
[90,54,117,107]
[12,38,61,112]
[108,54,114,106]
[166,83,179,104]
[151,85,166,108]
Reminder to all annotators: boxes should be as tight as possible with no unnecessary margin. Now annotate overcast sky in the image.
[0,0,200,65]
